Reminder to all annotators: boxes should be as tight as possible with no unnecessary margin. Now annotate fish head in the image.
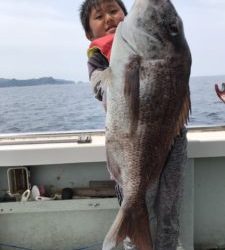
[129,0,189,54]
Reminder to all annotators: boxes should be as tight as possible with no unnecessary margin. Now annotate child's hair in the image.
[80,0,128,35]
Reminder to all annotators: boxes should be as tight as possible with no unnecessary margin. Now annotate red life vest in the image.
[88,34,114,61]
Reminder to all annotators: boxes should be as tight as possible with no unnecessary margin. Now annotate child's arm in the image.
[88,51,109,102]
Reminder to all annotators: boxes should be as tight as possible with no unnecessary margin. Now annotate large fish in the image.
[103,0,191,249]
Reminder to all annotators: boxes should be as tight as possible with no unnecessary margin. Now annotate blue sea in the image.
[0,75,225,134]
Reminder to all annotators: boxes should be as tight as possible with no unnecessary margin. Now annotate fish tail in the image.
[102,203,153,250]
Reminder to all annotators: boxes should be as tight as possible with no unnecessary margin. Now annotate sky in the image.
[0,0,224,82]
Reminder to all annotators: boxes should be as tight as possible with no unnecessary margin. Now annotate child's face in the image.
[87,1,125,41]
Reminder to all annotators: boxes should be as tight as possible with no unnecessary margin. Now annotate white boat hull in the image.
[0,127,225,250]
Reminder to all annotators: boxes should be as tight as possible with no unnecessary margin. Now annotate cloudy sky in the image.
[0,0,224,82]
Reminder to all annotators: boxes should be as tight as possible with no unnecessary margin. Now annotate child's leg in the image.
[154,128,187,250]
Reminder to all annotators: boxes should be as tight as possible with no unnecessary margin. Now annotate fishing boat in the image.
[0,126,225,250]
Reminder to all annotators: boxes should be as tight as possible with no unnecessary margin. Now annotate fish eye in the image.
[169,23,179,36]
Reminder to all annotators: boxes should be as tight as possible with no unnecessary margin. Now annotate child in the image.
[80,1,188,250]
[80,0,127,111]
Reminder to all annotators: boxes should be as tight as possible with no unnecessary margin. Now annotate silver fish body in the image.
[103,0,191,249]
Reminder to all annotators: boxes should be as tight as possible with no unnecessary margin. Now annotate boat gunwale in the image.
[0,125,225,146]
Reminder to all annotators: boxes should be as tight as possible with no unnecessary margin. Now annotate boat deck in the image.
[0,126,225,249]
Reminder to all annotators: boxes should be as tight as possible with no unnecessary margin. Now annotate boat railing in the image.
[0,125,225,145]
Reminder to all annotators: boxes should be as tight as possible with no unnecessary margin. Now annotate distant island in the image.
[0,77,75,88]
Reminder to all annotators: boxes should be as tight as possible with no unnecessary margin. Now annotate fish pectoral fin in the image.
[124,55,141,131]
[102,204,153,250]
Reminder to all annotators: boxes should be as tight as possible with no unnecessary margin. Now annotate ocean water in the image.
[0,75,224,134]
